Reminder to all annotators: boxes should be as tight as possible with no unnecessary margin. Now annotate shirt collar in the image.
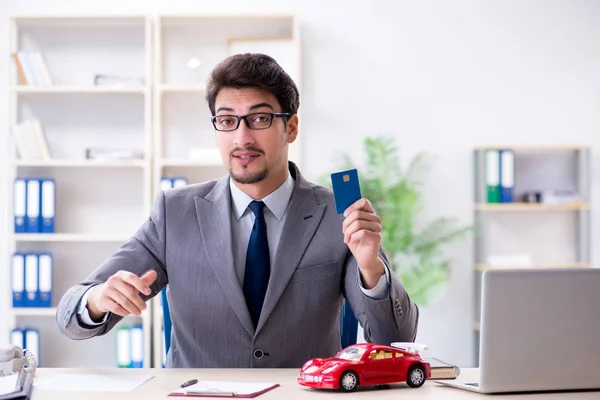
[230,172,295,221]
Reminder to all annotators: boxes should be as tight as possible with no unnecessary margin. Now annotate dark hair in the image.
[206,53,300,116]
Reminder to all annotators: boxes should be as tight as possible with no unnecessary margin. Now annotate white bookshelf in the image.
[5,13,301,369]
[151,14,301,367]
[472,146,592,361]
[6,15,153,368]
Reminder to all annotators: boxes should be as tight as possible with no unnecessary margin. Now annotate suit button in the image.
[253,349,264,359]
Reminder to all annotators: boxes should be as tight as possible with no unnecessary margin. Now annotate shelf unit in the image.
[472,146,591,362]
[151,14,301,367]
[6,15,153,368]
[5,13,301,369]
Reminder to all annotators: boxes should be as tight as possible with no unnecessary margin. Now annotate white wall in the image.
[2,0,600,367]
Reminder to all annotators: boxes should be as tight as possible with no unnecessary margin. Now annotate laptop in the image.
[436,268,600,393]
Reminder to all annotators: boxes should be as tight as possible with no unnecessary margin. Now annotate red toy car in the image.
[298,342,431,392]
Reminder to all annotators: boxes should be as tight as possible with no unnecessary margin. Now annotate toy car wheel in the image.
[339,370,359,392]
[407,365,426,388]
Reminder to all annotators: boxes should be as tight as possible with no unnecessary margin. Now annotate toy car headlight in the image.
[322,366,338,374]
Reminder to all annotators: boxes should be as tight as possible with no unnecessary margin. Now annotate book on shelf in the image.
[85,147,144,161]
[12,120,52,160]
[424,357,461,380]
[93,74,145,87]
[12,51,53,86]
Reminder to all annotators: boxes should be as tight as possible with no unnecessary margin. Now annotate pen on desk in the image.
[180,379,198,388]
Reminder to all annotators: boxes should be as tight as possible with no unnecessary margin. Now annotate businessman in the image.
[56,53,419,368]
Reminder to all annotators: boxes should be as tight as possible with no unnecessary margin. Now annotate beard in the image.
[230,164,269,184]
[229,146,270,184]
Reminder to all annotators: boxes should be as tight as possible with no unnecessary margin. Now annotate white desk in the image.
[30,368,600,399]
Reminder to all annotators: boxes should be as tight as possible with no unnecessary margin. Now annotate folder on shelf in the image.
[172,177,188,188]
[11,253,26,308]
[24,329,40,367]
[14,121,45,160]
[130,325,144,368]
[160,178,173,191]
[24,254,39,308]
[13,179,26,233]
[28,51,53,86]
[38,253,52,308]
[169,381,280,398]
[12,53,28,85]
[40,178,55,233]
[116,327,131,368]
[30,120,52,160]
[161,177,189,191]
[485,150,500,203]
[499,149,515,203]
[9,329,41,368]
[10,330,24,353]
[25,179,41,233]
[16,52,38,86]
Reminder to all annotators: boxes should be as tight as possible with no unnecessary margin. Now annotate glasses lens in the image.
[247,113,272,129]
[214,115,238,131]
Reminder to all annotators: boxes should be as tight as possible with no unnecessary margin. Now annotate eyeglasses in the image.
[211,112,291,132]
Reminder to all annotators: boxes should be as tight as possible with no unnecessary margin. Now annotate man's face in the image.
[214,87,298,185]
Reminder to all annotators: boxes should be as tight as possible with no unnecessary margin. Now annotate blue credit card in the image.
[331,169,362,214]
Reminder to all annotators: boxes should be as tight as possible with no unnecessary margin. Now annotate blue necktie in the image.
[243,201,270,328]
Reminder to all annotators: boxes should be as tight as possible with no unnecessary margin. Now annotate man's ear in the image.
[286,114,299,144]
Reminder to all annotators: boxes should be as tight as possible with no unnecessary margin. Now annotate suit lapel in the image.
[195,177,255,337]
[256,165,326,335]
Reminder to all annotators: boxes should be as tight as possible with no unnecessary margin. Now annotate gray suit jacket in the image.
[56,162,419,368]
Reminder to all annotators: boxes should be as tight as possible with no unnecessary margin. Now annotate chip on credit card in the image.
[331,169,362,214]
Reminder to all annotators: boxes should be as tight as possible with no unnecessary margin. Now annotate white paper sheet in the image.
[0,374,19,396]
[34,373,154,392]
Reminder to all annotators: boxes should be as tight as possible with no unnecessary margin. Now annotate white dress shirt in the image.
[78,171,389,325]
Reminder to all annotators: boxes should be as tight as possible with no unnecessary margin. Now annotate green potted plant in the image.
[320,136,472,307]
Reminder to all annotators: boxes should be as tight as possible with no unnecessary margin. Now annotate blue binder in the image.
[130,325,144,368]
[14,178,27,233]
[26,179,42,233]
[171,177,188,188]
[40,178,55,233]
[499,150,515,203]
[24,254,39,307]
[38,253,53,308]
[12,253,26,308]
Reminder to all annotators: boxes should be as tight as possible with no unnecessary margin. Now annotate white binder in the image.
[38,253,52,307]
[11,253,25,307]
[24,254,38,307]
[116,327,131,368]
[40,179,55,233]
[160,178,172,191]
[24,330,40,367]
[10,329,24,350]
[13,179,26,233]
[26,179,41,233]
[172,178,188,188]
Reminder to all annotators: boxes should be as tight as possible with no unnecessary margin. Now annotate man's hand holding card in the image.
[331,169,386,289]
